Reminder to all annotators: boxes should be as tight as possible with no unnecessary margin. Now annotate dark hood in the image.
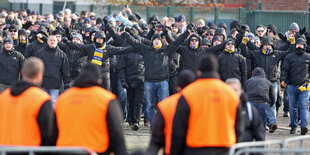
[188,33,202,47]
[10,80,37,96]
[252,67,266,78]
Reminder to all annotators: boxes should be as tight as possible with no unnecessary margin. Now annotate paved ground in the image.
[123,109,310,154]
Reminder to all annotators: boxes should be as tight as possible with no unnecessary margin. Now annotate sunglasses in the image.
[206,33,214,36]
[191,39,198,42]
[10,30,17,32]
[226,43,234,45]
[267,30,273,33]
[257,30,264,33]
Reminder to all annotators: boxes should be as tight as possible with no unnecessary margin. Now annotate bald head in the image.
[47,35,58,48]
[22,57,44,86]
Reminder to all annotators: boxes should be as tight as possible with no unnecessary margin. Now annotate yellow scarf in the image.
[225,49,235,53]
[153,44,162,50]
[91,46,105,66]
[262,49,273,55]
[37,38,44,43]
[13,36,18,41]
[20,40,27,44]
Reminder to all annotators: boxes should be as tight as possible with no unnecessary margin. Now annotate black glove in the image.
[162,26,168,35]
[125,27,134,35]
[62,37,69,44]
[278,33,287,42]
[121,80,128,89]
[106,23,113,31]
[240,25,246,35]
[305,31,310,45]
[103,16,109,26]
[187,23,195,32]
[300,27,306,36]
[122,32,130,40]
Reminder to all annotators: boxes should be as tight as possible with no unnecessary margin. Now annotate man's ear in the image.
[196,70,202,77]
[97,79,102,85]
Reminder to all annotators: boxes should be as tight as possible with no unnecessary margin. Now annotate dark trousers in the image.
[101,72,111,91]
[127,82,144,124]
[169,74,178,96]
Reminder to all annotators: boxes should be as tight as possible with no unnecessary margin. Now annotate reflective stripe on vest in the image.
[182,79,239,147]
[55,86,116,153]
[0,87,50,146]
[158,93,181,155]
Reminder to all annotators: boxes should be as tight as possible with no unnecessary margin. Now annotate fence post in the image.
[20,3,23,10]
[214,6,219,25]
[9,3,13,11]
[90,5,93,12]
[190,7,194,23]
[246,2,250,12]
[238,7,242,22]
[107,5,112,15]
[167,6,171,17]
[259,3,263,10]
[39,3,43,15]
[147,6,150,22]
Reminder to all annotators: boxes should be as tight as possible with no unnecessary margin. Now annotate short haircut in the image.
[198,54,218,73]
[225,78,241,89]
[22,57,44,79]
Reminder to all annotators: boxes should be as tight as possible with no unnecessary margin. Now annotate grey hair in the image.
[225,78,242,90]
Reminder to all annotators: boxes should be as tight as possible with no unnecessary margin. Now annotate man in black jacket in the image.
[14,28,29,56]
[122,24,190,127]
[25,27,48,58]
[244,67,274,133]
[242,36,294,133]
[0,57,53,146]
[217,39,247,86]
[281,38,310,135]
[0,36,25,93]
[34,35,70,106]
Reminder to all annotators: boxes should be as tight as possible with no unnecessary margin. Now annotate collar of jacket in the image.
[37,38,44,44]
[199,72,220,79]
[225,49,235,53]
[47,45,58,52]
[3,48,14,56]
[10,80,37,96]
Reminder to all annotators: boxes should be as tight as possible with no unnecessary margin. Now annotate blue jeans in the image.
[283,88,290,112]
[42,88,59,109]
[267,82,278,125]
[250,102,268,136]
[287,85,310,128]
[118,79,128,120]
[145,80,169,127]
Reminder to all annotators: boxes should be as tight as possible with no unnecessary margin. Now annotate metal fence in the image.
[229,135,310,155]
[0,146,96,155]
[0,2,309,34]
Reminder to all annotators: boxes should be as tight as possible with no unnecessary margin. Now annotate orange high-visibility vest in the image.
[182,79,239,148]
[0,87,50,146]
[157,93,181,155]
[55,86,116,153]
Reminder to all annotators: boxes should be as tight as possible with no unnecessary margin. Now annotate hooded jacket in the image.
[34,45,70,89]
[24,28,48,58]
[0,47,25,85]
[217,49,247,86]
[15,29,29,56]
[177,33,226,72]
[244,67,274,106]
[281,46,310,86]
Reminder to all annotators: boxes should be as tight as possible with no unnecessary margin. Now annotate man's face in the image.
[190,37,199,47]
[9,29,17,37]
[267,29,274,37]
[96,38,104,44]
[213,40,222,46]
[225,41,235,51]
[178,20,186,29]
[256,27,265,37]
[72,37,82,44]
[171,26,178,34]
[153,38,162,47]
[289,29,298,36]
[47,36,57,48]
[296,43,305,49]
[55,34,62,42]
[263,44,272,50]
[207,33,214,41]
[4,42,12,50]
[19,35,26,41]
[34,25,40,31]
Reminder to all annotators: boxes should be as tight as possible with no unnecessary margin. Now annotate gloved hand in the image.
[281,81,287,88]
[186,23,195,32]
[278,33,287,42]
[299,82,310,92]
[106,23,113,30]
[241,37,249,44]
[103,16,109,25]
[300,27,306,36]
[289,37,295,44]
[62,37,69,44]
[121,80,128,89]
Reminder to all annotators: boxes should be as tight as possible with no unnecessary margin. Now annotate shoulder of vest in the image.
[158,93,182,109]
[26,87,51,99]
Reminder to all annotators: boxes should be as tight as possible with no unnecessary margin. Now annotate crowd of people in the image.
[0,5,310,155]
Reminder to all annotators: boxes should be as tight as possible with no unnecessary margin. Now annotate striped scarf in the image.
[91,46,105,66]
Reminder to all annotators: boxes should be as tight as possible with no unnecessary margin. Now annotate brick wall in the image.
[223,0,308,11]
